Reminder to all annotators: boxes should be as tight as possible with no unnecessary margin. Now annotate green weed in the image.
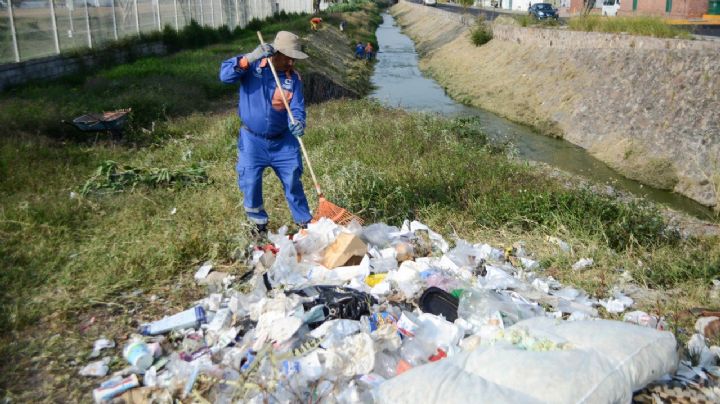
[80,160,209,196]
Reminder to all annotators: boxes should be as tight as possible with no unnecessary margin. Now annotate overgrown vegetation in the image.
[471,19,493,46]
[568,15,692,39]
[326,0,373,13]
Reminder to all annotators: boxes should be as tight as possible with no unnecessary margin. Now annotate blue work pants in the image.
[236,128,312,226]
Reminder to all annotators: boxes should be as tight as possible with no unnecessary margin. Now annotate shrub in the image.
[247,18,263,32]
[471,21,493,46]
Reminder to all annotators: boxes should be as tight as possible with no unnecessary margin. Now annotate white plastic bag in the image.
[376,318,678,403]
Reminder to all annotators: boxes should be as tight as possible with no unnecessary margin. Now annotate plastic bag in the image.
[458,288,538,329]
[323,332,375,378]
[288,286,376,327]
[267,227,307,288]
[386,261,427,299]
[445,239,482,268]
[361,223,400,248]
[294,217,340,258]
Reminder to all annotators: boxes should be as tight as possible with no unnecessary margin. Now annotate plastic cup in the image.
[123,340,153,370]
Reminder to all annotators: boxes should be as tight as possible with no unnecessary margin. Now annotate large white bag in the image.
[375,318,678,403]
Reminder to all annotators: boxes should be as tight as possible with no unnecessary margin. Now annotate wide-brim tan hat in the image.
[272,31,308,60]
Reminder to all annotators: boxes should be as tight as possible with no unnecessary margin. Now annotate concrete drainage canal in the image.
[369,12,715,220]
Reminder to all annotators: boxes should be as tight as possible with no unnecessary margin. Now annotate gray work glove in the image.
[289,121,304,137]
[245,43,275,64]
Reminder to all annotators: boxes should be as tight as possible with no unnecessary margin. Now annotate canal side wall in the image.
[392,0,720,210]
[0,43,168,92]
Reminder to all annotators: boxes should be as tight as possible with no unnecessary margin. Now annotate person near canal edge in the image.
[219,31,313,238]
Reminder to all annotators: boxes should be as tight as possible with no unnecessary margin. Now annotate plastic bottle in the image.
[139,306,206,335]
[458,288,528,329]
[92,374,140,403]
[399,337,434,367]
[373,351,399,379]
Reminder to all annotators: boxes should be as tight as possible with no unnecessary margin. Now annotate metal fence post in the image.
[7,0,20,62]
[134,0,140,34]
[210,0,215,27]
[173,0,179,30]
[155,0,161,30]
[111,0,118,40]
[49,0,60,54]
[67,0,75,35]
[199,0,204,25]
[219,0,223,26]
[84,0,92,48]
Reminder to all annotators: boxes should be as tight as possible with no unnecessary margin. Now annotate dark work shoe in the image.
[251,223,268,241]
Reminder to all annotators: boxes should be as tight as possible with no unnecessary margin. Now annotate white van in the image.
[424,0,437,6]
[602,0,620,16]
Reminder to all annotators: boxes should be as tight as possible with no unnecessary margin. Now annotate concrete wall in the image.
[0,0,322,91]
[617,0,708,18]
[0,42,167,92]
[492,23,718,49]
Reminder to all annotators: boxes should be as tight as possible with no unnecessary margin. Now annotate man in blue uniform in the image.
[219,31,312,236]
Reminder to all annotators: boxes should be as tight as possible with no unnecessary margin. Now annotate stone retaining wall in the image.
[0,43,167,92]
[492,24,720,50]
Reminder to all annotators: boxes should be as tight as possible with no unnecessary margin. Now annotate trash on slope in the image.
[83,218,716,402]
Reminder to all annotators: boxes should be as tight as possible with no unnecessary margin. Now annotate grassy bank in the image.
[0,4,383,399]
[3,96,719,398]
[567,15,692,39]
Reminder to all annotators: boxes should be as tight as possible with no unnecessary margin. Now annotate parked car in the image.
[528,3,559,20]
[602,0,620,16]
[423,0,437,6]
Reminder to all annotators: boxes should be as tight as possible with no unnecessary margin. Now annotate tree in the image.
[458,0,474,11]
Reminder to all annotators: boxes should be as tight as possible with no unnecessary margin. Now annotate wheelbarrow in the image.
[63,108,131,139]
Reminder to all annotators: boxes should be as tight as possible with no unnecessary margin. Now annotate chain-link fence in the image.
[0,0,319,64]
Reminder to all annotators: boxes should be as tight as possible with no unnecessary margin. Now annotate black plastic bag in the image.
[288,285,377,328]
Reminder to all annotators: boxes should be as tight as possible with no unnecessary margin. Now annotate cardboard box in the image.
[322,233,368,269]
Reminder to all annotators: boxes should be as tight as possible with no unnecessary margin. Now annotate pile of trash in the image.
[80,219,720,403]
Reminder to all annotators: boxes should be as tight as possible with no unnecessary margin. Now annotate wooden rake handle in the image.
[256,31,323,198]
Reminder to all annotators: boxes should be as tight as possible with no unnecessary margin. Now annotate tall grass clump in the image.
[471,19,494,46]
[568,15,692,39]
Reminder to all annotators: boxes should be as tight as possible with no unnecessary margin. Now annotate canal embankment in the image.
[391,0,720,211]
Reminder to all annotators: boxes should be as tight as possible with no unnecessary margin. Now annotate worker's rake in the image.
[256,32,363,226]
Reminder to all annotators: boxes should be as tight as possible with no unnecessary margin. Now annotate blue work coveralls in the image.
[219,55,312,226]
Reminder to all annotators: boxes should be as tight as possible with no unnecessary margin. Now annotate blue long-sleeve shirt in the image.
[219,55,306,137]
